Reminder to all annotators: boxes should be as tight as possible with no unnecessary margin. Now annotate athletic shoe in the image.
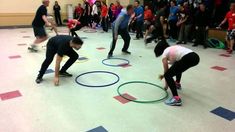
[192,44,198,47]
[35,77,43,84]
[227,49,233,54]
[176,41,182,44]
[107,53,113,59]
[28,46,38,52]
[165,97,182,106]
[182,41,187,44]
[122,51,131,55]
[59,71,73,77]
[175,82,182,90]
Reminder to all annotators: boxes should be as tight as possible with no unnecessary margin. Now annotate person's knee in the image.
[70,53,78,61]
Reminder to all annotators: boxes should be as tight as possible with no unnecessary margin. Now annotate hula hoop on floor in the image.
[102,58,130,67]
[117,81,168,103]
[75,71,120,87]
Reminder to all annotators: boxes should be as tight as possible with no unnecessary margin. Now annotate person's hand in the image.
[206,26,209,30]
[46,22,52,27]
[54,77,59,86]
[158,74,164,80]
[195,26,198,30]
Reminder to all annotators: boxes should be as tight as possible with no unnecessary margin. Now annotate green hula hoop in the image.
[117,81,168,103]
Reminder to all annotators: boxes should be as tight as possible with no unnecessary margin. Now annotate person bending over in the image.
[36,35,83,86]
[154,38,200,106]
[67,19,83,37]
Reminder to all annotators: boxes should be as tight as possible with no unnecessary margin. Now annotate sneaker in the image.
[182,41,187,44]
[165,97,182,106]
[175,82,182,90]
[227,49,233,54]
[107,53,113,58]
[176,41,182,44]
[192,44,198,47]
[35,77,43,84]
[122,51,131,55]
[59,71,73,77]
[28,46,38,52]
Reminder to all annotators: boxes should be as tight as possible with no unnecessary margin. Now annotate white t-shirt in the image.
[92,4,98,15]
[162,45,193,64]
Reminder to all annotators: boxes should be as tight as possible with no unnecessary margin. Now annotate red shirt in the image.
[67,19,80,29]
[144,9,153,21]
[225,11,235,30]
[75,7,83,15]
[101,5,108,17]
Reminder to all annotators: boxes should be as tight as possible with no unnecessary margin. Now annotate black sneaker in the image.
[107,53,113,59]
[35,77,43,84]
[59,71,73,77]
[122,51,131,54]
[192,44,198,47]
[176,41,182,44]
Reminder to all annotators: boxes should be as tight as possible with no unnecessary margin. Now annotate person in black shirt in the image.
[36,35,84,86]
[53,1,62,26]
[83,0,92,27]
[29,0,53,52]
[193,3,210,48]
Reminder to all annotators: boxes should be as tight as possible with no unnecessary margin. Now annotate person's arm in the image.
[42,15,51,26]
[54,54,63,86]
[218,18,227,28]
[114,15,124,39]
[59,5,61,11]
[162,57,169,89]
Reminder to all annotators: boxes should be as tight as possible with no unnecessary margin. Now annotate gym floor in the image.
[0,27,234,132]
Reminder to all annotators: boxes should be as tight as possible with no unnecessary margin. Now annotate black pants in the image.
[54,12,62,25]
[101,17,108,32]
[108,28,130,55]
[169,20,178,39]
[70,25,83,37]
[195,26,208,47]
[38,40,78,78]
[136,21,143,38]
[164,52,200,96]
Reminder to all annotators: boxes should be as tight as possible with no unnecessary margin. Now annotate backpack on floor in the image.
[207,38,225,49]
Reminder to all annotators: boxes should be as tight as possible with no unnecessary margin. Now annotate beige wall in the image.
[0,0,83,26]
[0,0,143,26]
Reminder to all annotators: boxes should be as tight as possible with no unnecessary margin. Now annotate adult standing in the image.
[168,1,179,40]
[53,1,62,26]
[28,0,52,52]
[133,0,144,39]
[108,5,134,58]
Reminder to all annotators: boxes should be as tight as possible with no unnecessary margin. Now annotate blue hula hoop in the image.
[102,58,130,67]
[75,71,120,87]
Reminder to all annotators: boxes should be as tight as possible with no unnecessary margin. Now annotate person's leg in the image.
[105,17,109,32]
[101,17,105,31]
[135,21,140,38]
[164,52,200,105]
[177,24,184,43]
[60,50,78,74]
[36,43,56,83]
[58,13,62,25]
[193,27,200,46]
[184,24,192,43]
[139,21,144,38]
[120,29,131,52]
[55,13,59,25]
[108,28,118,56]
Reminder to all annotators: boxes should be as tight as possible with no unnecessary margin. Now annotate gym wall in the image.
[0,0,83,26]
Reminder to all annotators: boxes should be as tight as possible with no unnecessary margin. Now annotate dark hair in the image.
[170,0,177,5]
[135,0,140,4]
[154,38,169,57]
[127,4,134,11]
[72,37,84,45]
